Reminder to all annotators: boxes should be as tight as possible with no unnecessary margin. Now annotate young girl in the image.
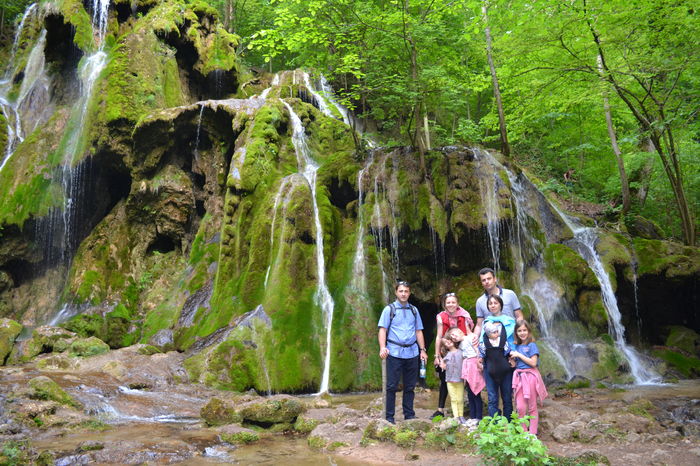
[479,320,513,418]
[439,337,466,423]
[510,320,548,435]
[447,328,485,420]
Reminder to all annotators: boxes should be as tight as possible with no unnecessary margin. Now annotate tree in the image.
[480,0,509,156]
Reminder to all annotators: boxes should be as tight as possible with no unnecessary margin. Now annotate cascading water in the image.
[555,209,661,384]
[3,3,38,78]
[192,105,204,162]
[473,149,503,272]
[504,166,576,380]
[351,155,374,295]
[282,100,335,393]
[0,3,45,172]
[318,75,350,125]
[264,177,293,288]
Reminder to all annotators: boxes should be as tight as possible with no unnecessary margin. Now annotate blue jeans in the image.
[385,355,419,422]
[467,385,483,420]
[483,364,513,419]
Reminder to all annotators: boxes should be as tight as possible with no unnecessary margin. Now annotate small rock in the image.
[689,447,700,457]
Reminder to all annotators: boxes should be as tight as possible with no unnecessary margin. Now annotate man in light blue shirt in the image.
[378,281,427,423]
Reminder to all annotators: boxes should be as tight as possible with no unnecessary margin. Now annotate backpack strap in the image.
[386,303,418,348]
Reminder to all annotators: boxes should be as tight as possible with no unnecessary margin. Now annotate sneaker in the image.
[386,418,395,424]
[458,416,467,425]
[430,410,445,420]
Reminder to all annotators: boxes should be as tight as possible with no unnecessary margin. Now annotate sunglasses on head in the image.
[444,292,456,298]
[397,280,410,287]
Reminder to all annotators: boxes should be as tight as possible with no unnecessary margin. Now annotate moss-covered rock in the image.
[633,238,700,279]
[0,318,22,364]
[590,339,633,383]
[663,326,700,356]
[27,376,81,408]
[238,396,305,424]
[293,414,320,433]
[651,347,700,378]
[201,397,242,426]
[68,336,110,357]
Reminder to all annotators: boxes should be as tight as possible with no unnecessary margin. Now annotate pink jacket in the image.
[512,367,548,405]
[462,356,485,395]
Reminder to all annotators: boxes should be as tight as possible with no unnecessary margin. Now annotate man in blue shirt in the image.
[378,281,428,423]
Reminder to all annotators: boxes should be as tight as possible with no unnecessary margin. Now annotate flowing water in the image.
[554,208,661,384]
[282,100,335,393]
[0,3,45,172]
[264,176,293,288]
[193,104,205,162]
[351,155,374,295]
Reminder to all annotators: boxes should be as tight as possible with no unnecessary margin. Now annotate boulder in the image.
[69,337,110,357]
[238,395,305,425]
[201,397,241,426]
[27,376,81,409]
[0,318,22,364]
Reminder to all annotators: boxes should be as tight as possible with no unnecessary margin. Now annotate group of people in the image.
[377,268,548,435]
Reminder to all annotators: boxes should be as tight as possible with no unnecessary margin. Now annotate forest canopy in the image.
[2,0,698,244]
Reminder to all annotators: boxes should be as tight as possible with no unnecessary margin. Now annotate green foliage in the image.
[0,440,30,466]
[475,414,551,465]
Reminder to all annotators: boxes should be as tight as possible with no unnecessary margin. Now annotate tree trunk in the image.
[585,1,695,245]
[482,1,510,157]
[597,55,630,214]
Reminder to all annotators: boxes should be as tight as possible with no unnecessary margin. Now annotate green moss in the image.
[220,431,259,444]
[28,376,81,408]
[293,415,319,433]
[652,347,700,378]
[0,318,23,365]
[200,398,241,426]
[590,341,632,383]
[544,244,598,296]
[58,0,95,52]
[68,336,110,357]
[394,429,419,448]
[664,326,700,354]
[633,238,700,278]
[627,399,654,419]
[307,435,328,449]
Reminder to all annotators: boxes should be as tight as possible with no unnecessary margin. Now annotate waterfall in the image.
[301,72,334,118]
[3,3,38,79]
[282,101,335,393]
[555,209,661,384]
[351,155,374,295]
[473,149,503,272]
[504,167,576,379]
[318,75,350,125]
[91,0,111,45]
[259,73,279,99]
[193,104,204,162]
[264,177,292,288]
[0,4,46,173]
[369,153,392,300]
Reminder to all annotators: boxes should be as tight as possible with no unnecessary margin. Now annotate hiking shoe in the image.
[430,410,444,420]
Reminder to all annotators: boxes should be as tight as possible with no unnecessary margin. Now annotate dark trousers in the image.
[467,385,483,419]
[483,365,513,419]
[385,355,419,422]
[436,366,448,409]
